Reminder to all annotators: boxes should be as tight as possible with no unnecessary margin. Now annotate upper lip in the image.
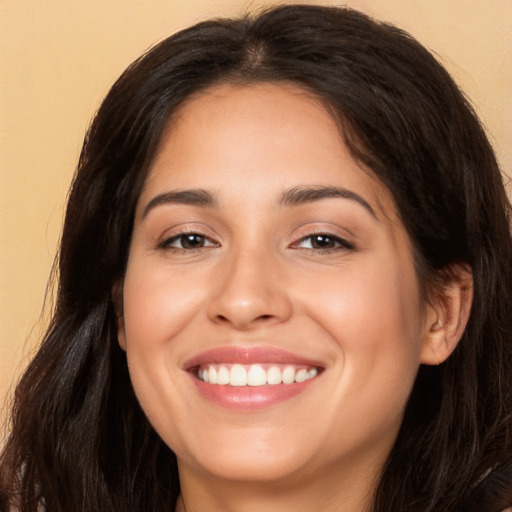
[183,346,325,370]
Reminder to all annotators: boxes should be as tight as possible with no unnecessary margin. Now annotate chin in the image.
[172,424,320,483]
[186,451,313,484]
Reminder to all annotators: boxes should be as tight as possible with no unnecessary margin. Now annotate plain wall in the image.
[1,0,511,405]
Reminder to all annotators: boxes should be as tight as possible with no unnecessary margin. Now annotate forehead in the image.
[140,82,397,223]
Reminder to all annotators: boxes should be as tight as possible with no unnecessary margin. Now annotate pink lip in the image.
[183,346,324,411]
[183,346,324,370]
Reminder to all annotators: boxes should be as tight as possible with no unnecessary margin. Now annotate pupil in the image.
[312,235,333,248]
[182,234,203,248]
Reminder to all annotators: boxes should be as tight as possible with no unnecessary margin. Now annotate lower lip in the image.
[190,375,317,411]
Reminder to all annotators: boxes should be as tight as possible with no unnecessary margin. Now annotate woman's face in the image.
[119,83,435,488]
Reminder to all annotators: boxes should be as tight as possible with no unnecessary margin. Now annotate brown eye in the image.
[160,233,218,250]
[179,234,206,249]
[294,234,354,251]
[310,234,337,248]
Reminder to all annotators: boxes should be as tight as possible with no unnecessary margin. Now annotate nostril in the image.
[214,313,276,328]
[216,313,273,322]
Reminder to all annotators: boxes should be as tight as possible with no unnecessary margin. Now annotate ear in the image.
[420,265,473,365]
[112,280,126,351]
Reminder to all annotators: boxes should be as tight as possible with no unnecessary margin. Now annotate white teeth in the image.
[266,365,282,385]
[282,366,295,384]
[307,368,318,379]
[217,365,230,385]
[197,363,320,386]
[208,366,217,385]
[247,365,267,386]
[295,368,308,383]
[230,364,247,386]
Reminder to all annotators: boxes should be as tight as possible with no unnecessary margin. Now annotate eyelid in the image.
[159,233,218,249]
[289,221,356,247]
[157,226,220,250]
[290,232,355,251]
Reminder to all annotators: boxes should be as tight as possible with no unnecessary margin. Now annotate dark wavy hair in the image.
[1,4,511,511]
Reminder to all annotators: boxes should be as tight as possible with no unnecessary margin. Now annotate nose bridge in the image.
[207,239,292,329]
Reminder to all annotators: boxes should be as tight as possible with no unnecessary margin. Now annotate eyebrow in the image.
[142,185,376,220]
[142,189,217,218]
[280,185,376,218]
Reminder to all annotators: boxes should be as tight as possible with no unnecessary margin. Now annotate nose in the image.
[206,248,293,330]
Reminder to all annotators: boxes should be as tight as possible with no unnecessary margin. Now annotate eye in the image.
[293,233,354,251]
[159,233,218,250]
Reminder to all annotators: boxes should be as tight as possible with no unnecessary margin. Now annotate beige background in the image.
[1,0,511,407]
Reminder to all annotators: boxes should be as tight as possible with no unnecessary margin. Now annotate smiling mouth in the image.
[184,347,325,408]
[194,363,321,387]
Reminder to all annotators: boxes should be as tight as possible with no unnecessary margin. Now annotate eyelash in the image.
[158,232,219,252]
[158,231,354,253]
[292,233,355,252]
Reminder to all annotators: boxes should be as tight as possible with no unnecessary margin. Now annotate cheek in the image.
[310,257,421,340]
[119,260,205,408]
[306,266,423,449]
[119,263,205,440]
[122,260,205,349]
[304,255,424,396]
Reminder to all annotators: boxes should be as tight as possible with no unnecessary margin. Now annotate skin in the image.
[118,83,470,512]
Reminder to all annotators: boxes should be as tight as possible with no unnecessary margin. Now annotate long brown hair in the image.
[2,5,511,511]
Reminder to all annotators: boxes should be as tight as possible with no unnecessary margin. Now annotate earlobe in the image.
[420,265,473,365]
[112,280,127,351]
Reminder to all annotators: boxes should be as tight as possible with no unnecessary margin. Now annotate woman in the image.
[1,4,511,511]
